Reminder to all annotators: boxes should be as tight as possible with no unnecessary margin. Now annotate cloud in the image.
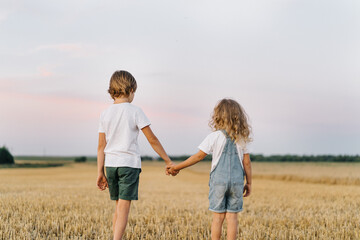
[34,43,82,52]
[0,7,10,23]
[145,107,205,126]
[31,43,97,58]
[0,78,15,90]
[0,0,22,24]
[0,91,109,156]
[0,91,108,120]
[0,12,9,23]
[37,65,54,77]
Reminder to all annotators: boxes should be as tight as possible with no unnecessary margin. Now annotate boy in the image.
[96,70,173,240]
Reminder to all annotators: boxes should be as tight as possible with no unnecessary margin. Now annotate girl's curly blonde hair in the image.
[209,99,252,143]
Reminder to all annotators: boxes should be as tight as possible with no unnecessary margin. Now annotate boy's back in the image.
[96,70,174,240]
[99,102,150,168]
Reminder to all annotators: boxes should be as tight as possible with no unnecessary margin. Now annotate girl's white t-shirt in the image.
[198,130,250,172]
[98,103,150,169]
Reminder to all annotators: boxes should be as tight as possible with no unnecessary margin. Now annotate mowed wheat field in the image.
[1,161,360,240]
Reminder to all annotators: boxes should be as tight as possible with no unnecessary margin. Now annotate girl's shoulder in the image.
[207,130,222,137]
[205,130,226,143]
[235,138,252,154]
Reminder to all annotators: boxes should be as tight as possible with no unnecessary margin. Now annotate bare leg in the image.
[211,212,226,240]
[225,212,238,240]
[113,199,131,240]
[112,200,118,235]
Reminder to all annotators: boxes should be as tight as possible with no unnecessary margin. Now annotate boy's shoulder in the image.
[127,103,143,111]
[102,103,143,114]
[124,103,146,116]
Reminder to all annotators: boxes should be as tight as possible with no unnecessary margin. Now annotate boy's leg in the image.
[112,201,118,234]
[225,212,238,240]
[211,212,226,240]
[113,199,131,240]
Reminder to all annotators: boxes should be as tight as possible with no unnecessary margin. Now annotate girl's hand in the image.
[96,174,108,191]
[167,165,180,176]
[165,161,174,176]
[243,183,251,197]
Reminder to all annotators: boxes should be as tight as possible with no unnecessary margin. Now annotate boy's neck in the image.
[114,97,130,104]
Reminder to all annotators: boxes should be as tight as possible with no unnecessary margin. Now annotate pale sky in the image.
[1,0,359,156]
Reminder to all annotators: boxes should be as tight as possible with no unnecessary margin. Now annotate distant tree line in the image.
[141,155,212,162]
[250,154,360,162]
[8,153,360,163]
[74,156,87,163]
[142,154,360,162]
[0,146,14,164]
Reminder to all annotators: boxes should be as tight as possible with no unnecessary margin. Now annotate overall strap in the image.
[220,129,230,139]
[220,130,233,152]
[220,129,229,138]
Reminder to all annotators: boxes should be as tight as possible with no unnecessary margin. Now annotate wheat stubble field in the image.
[1,161,360,240]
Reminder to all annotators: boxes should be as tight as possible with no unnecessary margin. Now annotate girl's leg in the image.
[211,212,226,240]
[225,212,238,240]
[113,199,131,240]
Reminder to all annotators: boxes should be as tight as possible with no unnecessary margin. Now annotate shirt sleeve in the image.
[242,142,252,154]
[98,113,105,133]
[136,108,151,130]
[198,133,215,154]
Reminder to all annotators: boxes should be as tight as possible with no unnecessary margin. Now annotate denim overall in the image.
[209,131,245,213]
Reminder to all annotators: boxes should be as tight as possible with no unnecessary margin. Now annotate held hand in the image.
[165,162,172,175]
[167,165,180,176]
[243,183,251,197]
[96,174,108,191]
[165,161,176,176]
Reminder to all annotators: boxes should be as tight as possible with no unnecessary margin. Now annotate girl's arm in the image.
[141,126,173,172]
[96,133,108,190]
[243,153,252,197]
[171,150,208,172]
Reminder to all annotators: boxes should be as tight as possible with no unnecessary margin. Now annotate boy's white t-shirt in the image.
[98,103,150,169]
[198,130,250,172]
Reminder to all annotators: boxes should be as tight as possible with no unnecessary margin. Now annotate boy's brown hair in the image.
[108,70,137,100]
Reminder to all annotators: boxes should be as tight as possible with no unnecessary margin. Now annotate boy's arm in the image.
[243,153,252,197]
[172,150,208,171]
[141,126,173,172]
[96,133,108,190]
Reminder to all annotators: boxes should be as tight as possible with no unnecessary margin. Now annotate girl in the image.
[168,98,252,240]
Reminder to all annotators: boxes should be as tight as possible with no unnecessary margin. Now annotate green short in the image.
[105,167,141,201]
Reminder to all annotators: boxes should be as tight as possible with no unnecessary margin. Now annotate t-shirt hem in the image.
[139,122,151,130]
[105,164,141,169]
[198,146,210,155]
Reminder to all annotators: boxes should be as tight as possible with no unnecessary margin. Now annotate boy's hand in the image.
[243,183,251,197]
[167,165,180,176]
[165,161,175,176]
[96,174,108,191]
